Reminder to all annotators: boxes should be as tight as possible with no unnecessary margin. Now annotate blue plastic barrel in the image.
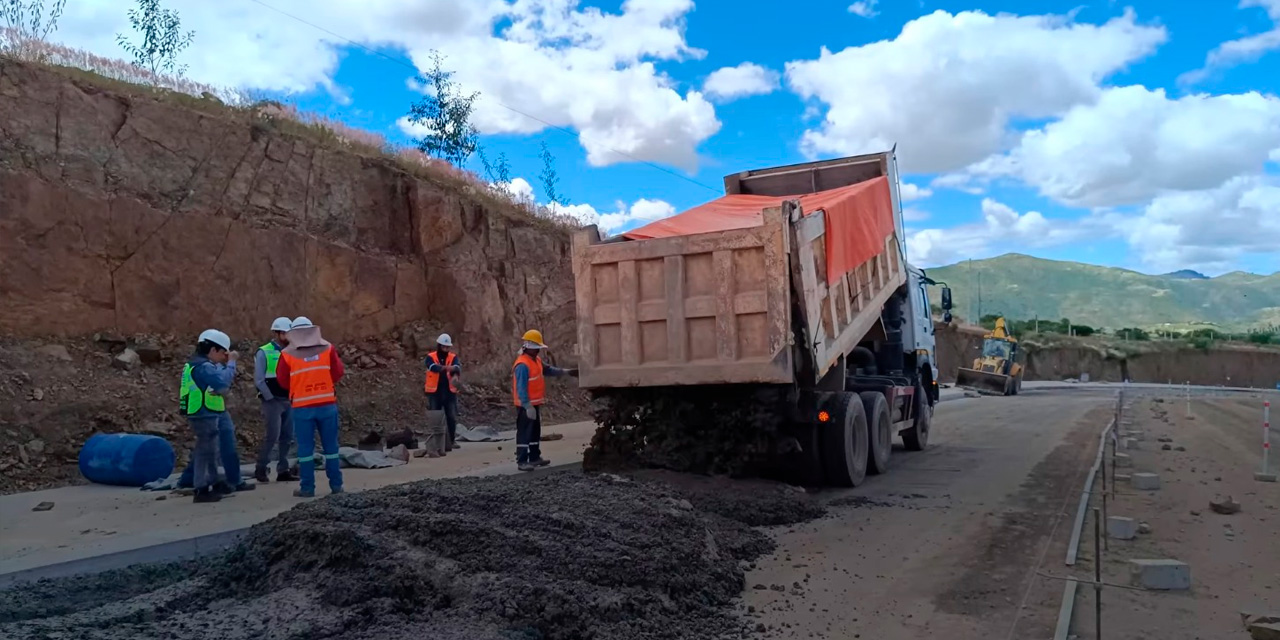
[78,433,176,487]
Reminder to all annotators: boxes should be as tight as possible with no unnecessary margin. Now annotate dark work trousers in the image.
[256,399,293,474]
[515,406,542,464]
[428,393,458,448]
[187,416,220,491]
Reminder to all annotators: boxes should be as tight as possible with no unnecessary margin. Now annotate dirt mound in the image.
[0,472,823,640]
[584,386,792,478]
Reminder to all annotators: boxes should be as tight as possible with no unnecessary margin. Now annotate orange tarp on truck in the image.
[624,176,896,283]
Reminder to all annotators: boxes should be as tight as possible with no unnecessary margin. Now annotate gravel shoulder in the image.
[1070,392,1280,640]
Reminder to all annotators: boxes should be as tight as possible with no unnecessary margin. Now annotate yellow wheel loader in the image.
[956,317,1023,396]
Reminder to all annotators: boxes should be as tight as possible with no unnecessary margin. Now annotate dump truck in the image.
[571,150,953,487]
[956,317,1023,395]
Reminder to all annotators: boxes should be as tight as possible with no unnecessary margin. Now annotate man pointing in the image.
[511,329,577,472]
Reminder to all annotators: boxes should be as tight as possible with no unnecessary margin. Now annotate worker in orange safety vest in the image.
[424,333,461,452]
[275,316,346,498]
[511,329,578,471]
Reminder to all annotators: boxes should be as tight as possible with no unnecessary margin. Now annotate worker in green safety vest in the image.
[178,329,255,503]
[254,317,297,483]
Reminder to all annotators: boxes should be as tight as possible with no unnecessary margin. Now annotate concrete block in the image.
[1121,430,1143,441]
[1115,452,1133,468]
[1116,473,1131,482]
[1123,437,1140,450]
[1129,559,1190,590]
[1256,472,1278,483]
[1132,472,1161,490]
[1107,516,1137,540]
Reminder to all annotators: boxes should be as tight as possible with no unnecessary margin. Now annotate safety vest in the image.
[281,346,337,408]
[260,342,281,377]
[179,363,226,415]
[511,354,545,407]
[424,351,458,393]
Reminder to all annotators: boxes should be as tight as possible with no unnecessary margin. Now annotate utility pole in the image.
[977,263,983,322]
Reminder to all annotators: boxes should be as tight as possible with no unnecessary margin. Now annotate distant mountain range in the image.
[923,254,1280,330]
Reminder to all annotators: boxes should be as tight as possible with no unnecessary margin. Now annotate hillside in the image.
[924,254,1280,329]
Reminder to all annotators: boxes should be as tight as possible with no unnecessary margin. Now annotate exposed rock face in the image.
[0,60,574,361]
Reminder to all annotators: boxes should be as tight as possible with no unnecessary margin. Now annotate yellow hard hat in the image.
[521,329,546,348]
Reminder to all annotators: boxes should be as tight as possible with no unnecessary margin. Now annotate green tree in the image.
[478,148,512,190]
[1,0,66,43]
[407,51,479,167]
[116,0,195,78]
[539,141,568,206]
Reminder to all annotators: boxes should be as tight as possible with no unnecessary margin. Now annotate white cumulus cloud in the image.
[899,182,933,201]
[906,198,1117,266]
[784,9,1167,173]
[848,1,879,18]
[703,62,781,102]
[1180,0,1280,85]
[53,0,720,171]
[963,86,1280,208]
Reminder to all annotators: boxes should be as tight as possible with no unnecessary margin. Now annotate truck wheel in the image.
[821,392,869,487]
[860,391,892,475]
[902,383,930,452]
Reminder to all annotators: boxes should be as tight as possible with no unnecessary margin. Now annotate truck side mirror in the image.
[943,311,953,325]
[941,287,953,311]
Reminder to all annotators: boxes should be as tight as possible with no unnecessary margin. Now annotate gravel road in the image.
[741,389,1116,640]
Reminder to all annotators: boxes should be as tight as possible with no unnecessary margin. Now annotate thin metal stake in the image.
[1263,401,1272,477]
[1101,449,1109,551]
[1093,507,1103,640]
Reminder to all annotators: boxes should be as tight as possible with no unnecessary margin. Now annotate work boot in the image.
[293,488,315,498]
[213,481,235,496]
[533,457,551,467]
[233,481,256,492]
[517,462,537,472]
[194,488,223,503]
[255,469,270,483]
[331,487,344,495]
[276,471,297,482]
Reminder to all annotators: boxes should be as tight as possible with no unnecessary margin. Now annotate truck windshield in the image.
[982,340,1012,359]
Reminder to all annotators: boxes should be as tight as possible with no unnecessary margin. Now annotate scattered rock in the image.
[1210,496,1242,515]
[1138,522,1152,534]
[31,501,54,512]
[1190,510,1201,516]
[963,390,981,398]
[1242,613,1280,640]
[386,444,410,462]
[1162,444,1173,451]
[412,448,428,458]
[543,432,565,442]
[17,444,30,465]
[141,421,176,436]
[1153,398,1165,403]
[93,332,127,350]
[1158,437,1173,443]
[28,388,44,401]
[155,495,167,501]
[112,348,141,371]
[36,344,73,362]
[770,584,786,592]
[1175,445,1187,452]
[132,341,163,364]
[27,439,45,455]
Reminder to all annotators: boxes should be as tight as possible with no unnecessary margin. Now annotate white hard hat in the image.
[437,333,453,347]
[198,329,231,350]
[290,316,316,330]
[270,317,293,332]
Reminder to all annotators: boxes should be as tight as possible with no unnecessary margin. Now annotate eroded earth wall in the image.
[0,60,574,361]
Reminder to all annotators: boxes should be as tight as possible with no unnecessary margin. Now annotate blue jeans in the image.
[179,412,242,488]
[187,416,220,490]
[294,403,342,494]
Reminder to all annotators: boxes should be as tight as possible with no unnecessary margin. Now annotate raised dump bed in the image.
[573,151,953,487]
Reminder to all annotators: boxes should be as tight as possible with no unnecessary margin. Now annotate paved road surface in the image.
[744,389,1117,640]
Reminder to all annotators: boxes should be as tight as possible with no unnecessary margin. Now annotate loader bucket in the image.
[956,367,1012,396]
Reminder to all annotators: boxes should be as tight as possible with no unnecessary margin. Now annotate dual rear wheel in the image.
[819,390,895,487]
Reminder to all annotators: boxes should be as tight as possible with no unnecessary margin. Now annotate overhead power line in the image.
[245,0,722,194]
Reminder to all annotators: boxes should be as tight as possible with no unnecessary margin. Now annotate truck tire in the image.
[860,391,892,475]
[902,383,930,452]
[821,392,869,487]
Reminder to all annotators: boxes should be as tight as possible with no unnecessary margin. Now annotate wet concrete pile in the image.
[584,386,793,478]
[0,471,823,640]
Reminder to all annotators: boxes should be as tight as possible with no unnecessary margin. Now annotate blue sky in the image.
[55,0,1280,275]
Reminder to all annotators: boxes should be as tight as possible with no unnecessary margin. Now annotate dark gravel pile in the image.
[0,471,823,640]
